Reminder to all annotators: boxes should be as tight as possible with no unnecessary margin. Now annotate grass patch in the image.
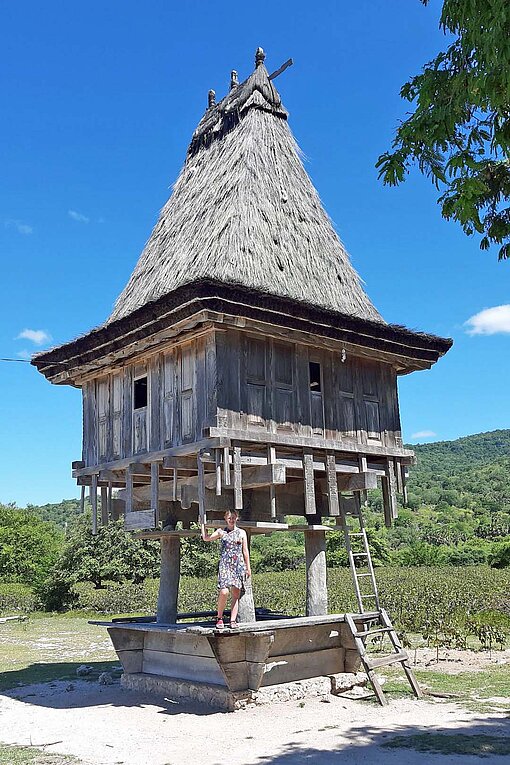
[0,616,118,691]
[381,664,510,712]
[0,660,121,692]
[0,743,81,764]
[383,733,510,756]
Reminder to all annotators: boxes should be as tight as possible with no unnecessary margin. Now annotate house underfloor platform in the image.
[90,613,368,710]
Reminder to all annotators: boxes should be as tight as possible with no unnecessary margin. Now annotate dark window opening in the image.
[134,377,148,409]
[309,362,321,392]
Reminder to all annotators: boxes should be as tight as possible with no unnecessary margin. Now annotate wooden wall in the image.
[82,333,217,466]
[216,329,402,448]
[81,327,402,467]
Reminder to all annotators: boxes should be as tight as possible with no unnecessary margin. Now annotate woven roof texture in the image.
[108,50,383,324]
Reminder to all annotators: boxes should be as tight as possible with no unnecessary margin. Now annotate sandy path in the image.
[0,680,509,765]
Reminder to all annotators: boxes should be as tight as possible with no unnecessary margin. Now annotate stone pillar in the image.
[304,530,328,616]
[238,531,256,623]
[157,536,180,624]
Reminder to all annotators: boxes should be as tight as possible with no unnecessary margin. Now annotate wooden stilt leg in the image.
[157,536,180,624]
[90,475,98,535]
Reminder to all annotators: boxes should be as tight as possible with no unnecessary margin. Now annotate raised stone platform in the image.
[92,614,366,710]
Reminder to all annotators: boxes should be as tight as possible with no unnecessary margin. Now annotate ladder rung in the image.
[352,552,368,557]
[364,651,408,670]
[361,594,378,599]
[355,573,372,578]
[355,627,391,638]
[348,532,364,536]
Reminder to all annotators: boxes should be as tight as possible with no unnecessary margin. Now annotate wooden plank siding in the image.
[81,327,402,468]
[81,331,219,467]
[215,330,401,449]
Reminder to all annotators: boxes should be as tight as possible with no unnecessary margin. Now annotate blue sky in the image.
[1,1,508,506]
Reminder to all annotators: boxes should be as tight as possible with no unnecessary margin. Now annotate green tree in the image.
[377,0,510,259]
[0,504,63,585]
[57,516,160,588]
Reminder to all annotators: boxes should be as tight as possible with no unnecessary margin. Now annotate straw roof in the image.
[108,49,383,325]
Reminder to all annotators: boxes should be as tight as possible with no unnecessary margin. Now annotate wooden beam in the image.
[337,471,378,492]
[73,437,231,477]
[205,427,415,462]
[124,510,156,531]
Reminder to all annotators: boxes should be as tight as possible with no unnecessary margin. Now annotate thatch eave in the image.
[32,279,453,383]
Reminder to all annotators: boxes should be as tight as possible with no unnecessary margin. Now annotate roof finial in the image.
[230,70,238,90]
[208,89,216,108]
[255,47,266,67]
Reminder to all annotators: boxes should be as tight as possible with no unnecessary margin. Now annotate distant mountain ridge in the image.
[408,429,510,474]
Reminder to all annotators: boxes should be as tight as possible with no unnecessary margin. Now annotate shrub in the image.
[489,538,510,569]
[0,582,38,613]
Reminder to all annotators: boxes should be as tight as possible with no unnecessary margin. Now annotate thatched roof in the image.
[32,279,452,384]
[108,48,383,325]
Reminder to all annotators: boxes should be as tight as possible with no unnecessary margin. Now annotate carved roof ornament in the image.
[208,89,216,108]
[230,70,238,90]
[255,47,266,67]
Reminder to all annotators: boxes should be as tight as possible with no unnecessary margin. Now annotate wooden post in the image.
[268,445,277,518]
[80,485,85,514]
[233,445,242,510]
[157,536,181,624]
[304,529,328,616]
[107,482,113,519]
[90,475,98,535]
[100,486,108,526]
[197,450,206,524]
[151,462,160,526]
[238,531,256,623]
[303,451,316,516]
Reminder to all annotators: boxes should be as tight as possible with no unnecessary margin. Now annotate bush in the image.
[34,569,77,612]
[0,582,38,613]
[489,538,510,568]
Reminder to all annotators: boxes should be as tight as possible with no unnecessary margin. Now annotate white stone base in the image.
[121,671,368,711]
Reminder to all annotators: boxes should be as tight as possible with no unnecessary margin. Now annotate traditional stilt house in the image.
[34,49,451,708]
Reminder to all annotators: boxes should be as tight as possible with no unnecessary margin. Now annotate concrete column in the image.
[238,531,256,623]
[304,530,328,616]
[157,536,180,624]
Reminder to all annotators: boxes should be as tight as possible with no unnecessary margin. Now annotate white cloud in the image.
[5,218,33,235]
[465,305,510,336]
[411,430,437,440]
[68,209,90,223]
[16,328,51,346]
[17,349,32,360]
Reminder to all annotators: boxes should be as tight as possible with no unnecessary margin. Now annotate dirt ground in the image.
[1,619,509,764]
[410,646,510,673]
[0,677,509,765]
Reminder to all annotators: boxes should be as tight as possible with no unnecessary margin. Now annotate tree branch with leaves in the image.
[377,0,510,259]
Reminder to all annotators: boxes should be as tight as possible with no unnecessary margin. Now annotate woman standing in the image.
[201,510,252,629]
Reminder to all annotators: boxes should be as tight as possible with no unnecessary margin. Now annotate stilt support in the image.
[304,529,328,616]
[157,536,181,624]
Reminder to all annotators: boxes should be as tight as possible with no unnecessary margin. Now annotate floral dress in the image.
[217,527,245,589]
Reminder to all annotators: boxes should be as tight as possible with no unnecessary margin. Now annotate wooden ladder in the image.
[339,496,422,705]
